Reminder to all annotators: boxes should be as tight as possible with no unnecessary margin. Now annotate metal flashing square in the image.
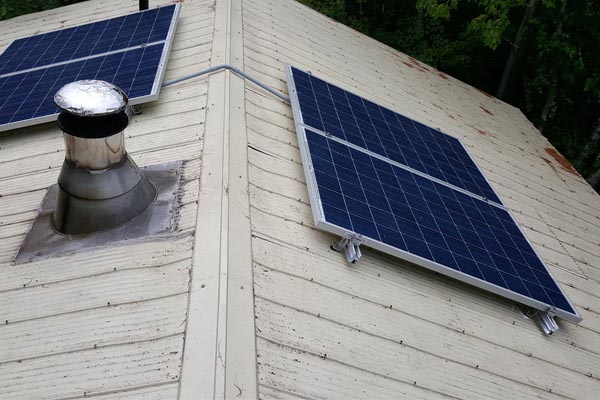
[14,161,185,264]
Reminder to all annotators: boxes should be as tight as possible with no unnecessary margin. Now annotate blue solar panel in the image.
[0,44,164,125]
[286,65,580,323]
[290,66,501,205]
[0,5,176,75]
[305,128,577,317]
[0,4,179,131]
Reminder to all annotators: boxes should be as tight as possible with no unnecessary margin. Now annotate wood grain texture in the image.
[0,0,214,398]
[0,335,184,400]
[68,383,180,400]
[243,0,600,398]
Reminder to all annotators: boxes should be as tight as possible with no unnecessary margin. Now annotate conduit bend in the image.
[162,63,291,103]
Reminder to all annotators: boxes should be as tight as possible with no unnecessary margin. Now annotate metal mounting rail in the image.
[331,237,362,263]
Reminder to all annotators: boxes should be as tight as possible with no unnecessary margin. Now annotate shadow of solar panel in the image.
[290,66,501,205]
[286,65,580,324]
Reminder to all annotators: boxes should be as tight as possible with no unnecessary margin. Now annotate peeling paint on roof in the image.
[545,147,580,176]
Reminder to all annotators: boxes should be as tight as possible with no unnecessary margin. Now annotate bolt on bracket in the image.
[535,311,559,335]
[331,237,362,263]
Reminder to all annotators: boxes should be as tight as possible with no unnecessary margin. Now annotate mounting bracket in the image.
[331,237,362,263]
[534,311,559,335]
[127,105,142,116]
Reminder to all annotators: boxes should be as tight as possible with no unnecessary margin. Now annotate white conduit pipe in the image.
[162,64,290,103]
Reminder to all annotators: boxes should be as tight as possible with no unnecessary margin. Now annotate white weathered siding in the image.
[0,0,214,398]
[243,0,600,399]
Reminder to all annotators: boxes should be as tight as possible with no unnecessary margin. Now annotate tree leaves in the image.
[300,0,600,185]
[416,0,458,19]
[0,1,62,20]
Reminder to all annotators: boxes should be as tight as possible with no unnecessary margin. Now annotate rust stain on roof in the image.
[402,57,430,73]
[475,128,494,138]
[541,157,557,173]
[544,148,579,176]
[476,88,494,99]
[399,56,451,80]
[383,47,401,60]
[408,56,430,71]
[480,105,494,116]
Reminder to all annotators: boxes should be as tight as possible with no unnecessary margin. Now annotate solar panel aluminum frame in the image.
[285,65,582,324]
[147,3,180,107]
[288,65,505,207]
[0,3,180,132]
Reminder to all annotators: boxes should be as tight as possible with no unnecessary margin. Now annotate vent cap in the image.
[54,80,128,116]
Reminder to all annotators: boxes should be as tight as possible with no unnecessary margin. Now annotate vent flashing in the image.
[14,80,185,263]
[51,80,157,235]
[14,161,184,264]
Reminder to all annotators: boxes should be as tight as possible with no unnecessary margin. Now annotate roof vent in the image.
[14,81,183,264]
[52,80,157,235]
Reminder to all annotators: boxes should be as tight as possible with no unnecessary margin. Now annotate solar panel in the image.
[0,4,180,132]
[286,65,581,324]
[291,66,501,205]
[0,5,175,76]
[0,44,164,125]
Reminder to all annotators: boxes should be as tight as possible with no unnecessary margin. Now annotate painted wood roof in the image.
[0,0,211,398]
[1,0,599,399]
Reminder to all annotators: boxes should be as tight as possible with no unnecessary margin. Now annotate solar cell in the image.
[305,128,575,315]
[0,5,176,75]
[0,4,179,131]
[0,44,164,126]
[286,65,581,324]
[290,66,501,205]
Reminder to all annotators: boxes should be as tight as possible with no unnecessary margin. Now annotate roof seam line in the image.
[0,331,185,366]
[1,291,189,326]
[256,334,466,400]
[52,380,180,400]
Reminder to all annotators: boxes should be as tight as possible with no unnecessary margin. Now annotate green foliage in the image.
[418,0,528,49]
[468,13,510,48]
[0,0,86,20]
[416,0,458,19]
[299,0,600,182]
[520,0,600,175]
[0,0,59,20]
[2,0,600,181]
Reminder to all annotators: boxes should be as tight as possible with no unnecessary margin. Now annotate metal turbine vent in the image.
[52,80,157,235]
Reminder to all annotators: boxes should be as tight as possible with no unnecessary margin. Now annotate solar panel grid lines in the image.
[305,127,577,317]
[0,5,176,76]
[0,39,167,80]
[286,65,581,323]
[0,44,164,125]
[291,65,503,205]
[0,3,179,132]
[298,121,505,212]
